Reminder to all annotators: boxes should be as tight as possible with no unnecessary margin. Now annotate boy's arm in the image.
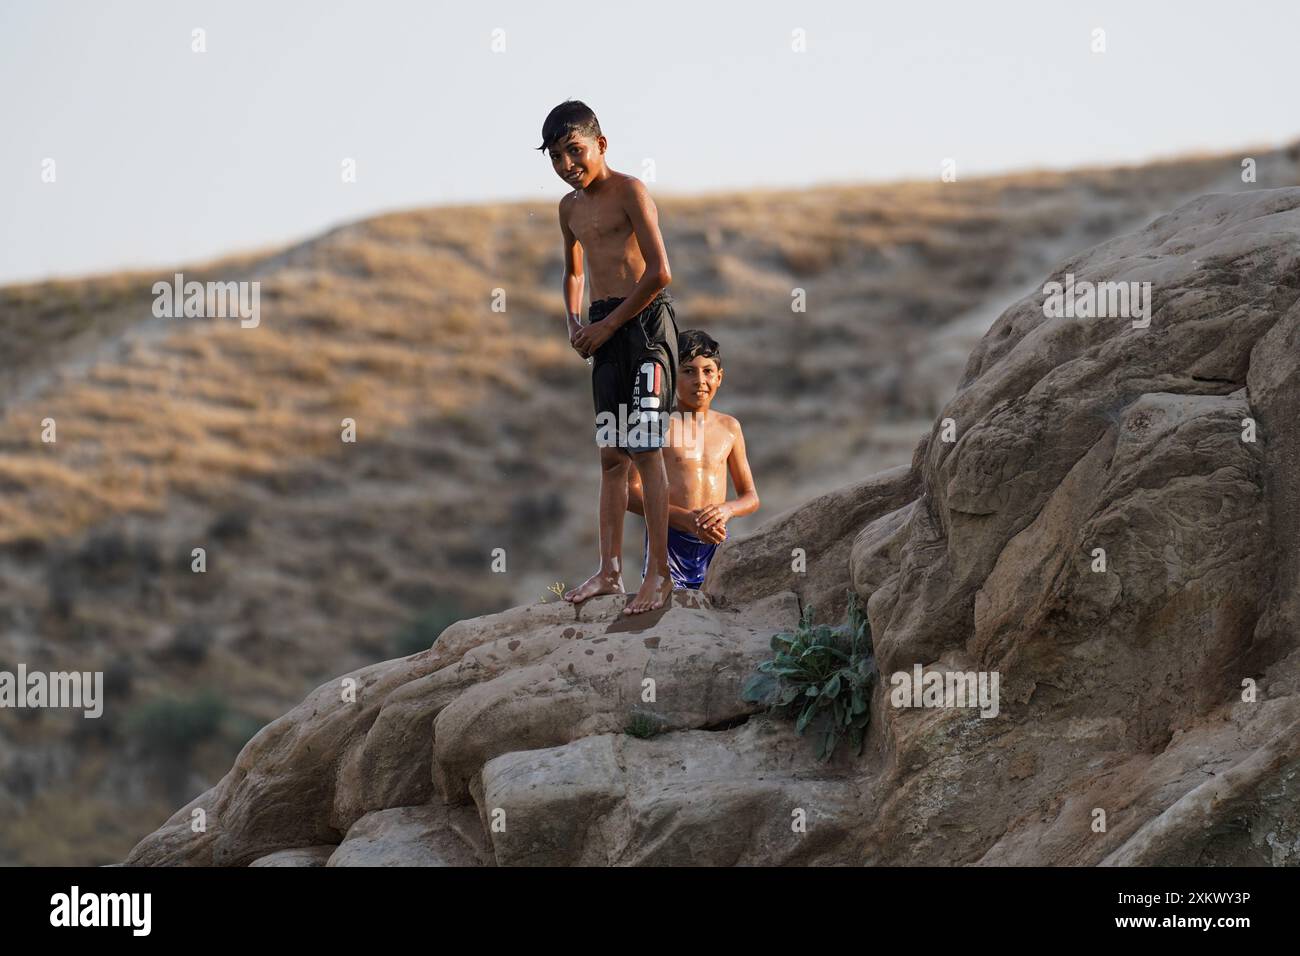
[559,197,585,349]
[572,179,671,357]
[627,467,706,534]
[696,423,760,532]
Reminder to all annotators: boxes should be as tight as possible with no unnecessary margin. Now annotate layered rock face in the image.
[127,189,1300,866]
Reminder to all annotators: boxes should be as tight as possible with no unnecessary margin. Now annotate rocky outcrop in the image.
[854,189,1300,865]
[704,463,919,621]
[326,805,488,866]
[125,590,834,865]
[127,188,1300,866]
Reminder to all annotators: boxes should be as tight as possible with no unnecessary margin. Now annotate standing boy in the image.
[539,100,678,615]
[627,330,760,589]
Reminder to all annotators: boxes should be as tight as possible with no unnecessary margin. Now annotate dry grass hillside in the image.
[2,144,1298,864]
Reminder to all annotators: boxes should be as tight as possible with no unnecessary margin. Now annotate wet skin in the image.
[550,130,675,614]
[628,356,761,549]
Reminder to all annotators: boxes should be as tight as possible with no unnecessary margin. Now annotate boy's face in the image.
[677,356,723,411]
[548,132,605,189]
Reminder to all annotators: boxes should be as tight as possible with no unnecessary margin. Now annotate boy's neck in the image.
[582,165,615,193]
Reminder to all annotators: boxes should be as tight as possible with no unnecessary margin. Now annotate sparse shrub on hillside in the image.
[76,529,129,574]
[508,491,566,527]
[446,544,487,570]
[741,592,877,761]
[45,559,78,621]
[102,659,134,700]
[207,510,251,541]
[69,529,162,587]
[5,536,46,561]
[390,602,464,657]
[125,691,226,760]
[164,621,212,665]
[222,712,266,750]
[69,704,115,744]
[131,535,162,575]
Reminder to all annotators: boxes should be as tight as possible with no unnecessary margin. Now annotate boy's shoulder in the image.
[600,171,651,205]
[557,171,645,211]
[603,170,656,201]
[709,409,743,436]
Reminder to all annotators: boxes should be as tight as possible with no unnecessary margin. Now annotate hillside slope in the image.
[3,145,1298,864]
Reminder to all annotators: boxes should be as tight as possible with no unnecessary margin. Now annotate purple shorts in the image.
[642,525,723,590]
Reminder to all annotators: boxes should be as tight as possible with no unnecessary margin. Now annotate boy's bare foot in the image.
[564,570,625,604]
[624,570,673,615]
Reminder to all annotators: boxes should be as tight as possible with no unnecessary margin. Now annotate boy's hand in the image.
[567,314,584,349]
[572,319,615,357]
[696,502,731,530]
[694,503,730,544]
[669,508,701,536]
[694,518,726,544]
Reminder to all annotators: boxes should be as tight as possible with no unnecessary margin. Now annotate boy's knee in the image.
[630,447,664,474]
[599,448,632,473]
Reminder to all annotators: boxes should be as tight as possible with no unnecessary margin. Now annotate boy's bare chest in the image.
[571,195,631,246]
[666,420,734,471]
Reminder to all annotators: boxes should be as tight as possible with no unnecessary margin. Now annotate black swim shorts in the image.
[588,289,678,454]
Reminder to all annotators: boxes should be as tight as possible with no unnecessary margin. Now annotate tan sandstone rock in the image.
[127,188,1300,867]
[326,805,488,867]
[249,846,335,867]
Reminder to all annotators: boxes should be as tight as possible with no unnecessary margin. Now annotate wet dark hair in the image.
[679,329,722,369]
[537,100,603,153]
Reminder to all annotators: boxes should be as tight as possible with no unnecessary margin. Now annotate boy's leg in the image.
[567,319,630,605]
[624,345,674,615]
[564,447,631,603]
[625,447,673,614]
[623,332,675,614]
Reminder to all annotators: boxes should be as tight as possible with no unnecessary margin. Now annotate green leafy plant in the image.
[624,709,668,739]
[740,591,877,760]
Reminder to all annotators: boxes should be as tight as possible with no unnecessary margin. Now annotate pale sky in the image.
[2,0,1296,284]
